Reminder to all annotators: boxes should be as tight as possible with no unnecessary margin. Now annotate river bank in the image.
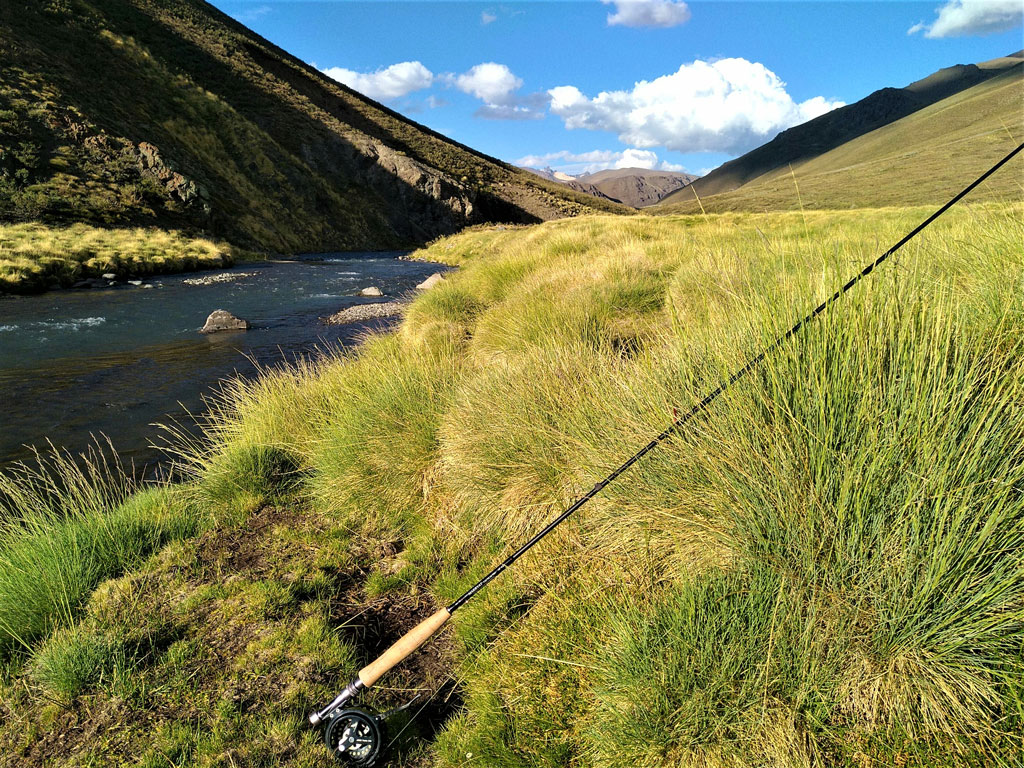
[0,254,445,472]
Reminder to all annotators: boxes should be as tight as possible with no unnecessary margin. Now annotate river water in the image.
[0,254,443,474]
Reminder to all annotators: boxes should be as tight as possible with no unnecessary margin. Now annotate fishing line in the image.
[311,141,1024,765]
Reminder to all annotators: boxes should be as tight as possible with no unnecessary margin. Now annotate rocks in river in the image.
[102,273,116,280]
[324,302,404,325]
[183,272,257,286]
[416,272,445,290]
[128,280,143,286]
[359,286,384,296]
[200,309,250,333]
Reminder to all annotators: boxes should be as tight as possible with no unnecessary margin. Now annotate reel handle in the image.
[310,607,450,726]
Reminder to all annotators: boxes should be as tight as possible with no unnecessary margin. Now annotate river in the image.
[0,254,444,475]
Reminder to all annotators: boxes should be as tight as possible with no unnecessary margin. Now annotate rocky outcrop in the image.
[359,286,384,296]
[136,142,211,216]
[200,309,250,333]
[324,302,404,325]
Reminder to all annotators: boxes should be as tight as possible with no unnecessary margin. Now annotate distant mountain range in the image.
[664,51,1024,208]
[521,166,698,208]
[0,0,626,254]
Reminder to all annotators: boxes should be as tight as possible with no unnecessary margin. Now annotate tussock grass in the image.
[0,449,206,659]
[1,204,1020,764]
[0,222,239,293]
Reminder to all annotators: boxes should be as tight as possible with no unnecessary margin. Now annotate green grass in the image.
[0,222,240,293]
[0,204,1021,765]
[0,0,623,265]
[0,449,208,659]
[659,66,1024,213]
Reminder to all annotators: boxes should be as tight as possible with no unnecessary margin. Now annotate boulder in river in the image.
[359,286,384,296]
[200,309,250,333]
[416,272,445,290]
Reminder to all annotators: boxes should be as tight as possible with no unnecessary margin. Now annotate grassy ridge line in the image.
[0,205,1022,766]
[0,222,249,293]
[658,65,1024,213]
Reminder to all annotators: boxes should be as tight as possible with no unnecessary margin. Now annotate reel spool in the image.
[321,696,421,765]
[323,707,384,766]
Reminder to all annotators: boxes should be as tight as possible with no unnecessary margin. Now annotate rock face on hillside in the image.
[0,0,627,254]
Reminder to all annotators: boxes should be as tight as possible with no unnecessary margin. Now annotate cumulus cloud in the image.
[448,63,547,119]
[603,0,691,28]
[908,0,1023,38]
[548,58,843,155]
[321,61,433,101]
[454,62,523,105]
[516,148,687,174]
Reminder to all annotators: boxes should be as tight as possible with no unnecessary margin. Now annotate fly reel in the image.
[323,707,383,766]
[320,696,421,765]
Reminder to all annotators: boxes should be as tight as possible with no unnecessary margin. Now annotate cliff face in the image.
[0,0,625,253]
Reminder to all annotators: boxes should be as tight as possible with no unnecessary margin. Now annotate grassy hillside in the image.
[0,0,624,261]
[670,53,1022,201]
[1,202,1021,766]
[659,59,1023,214]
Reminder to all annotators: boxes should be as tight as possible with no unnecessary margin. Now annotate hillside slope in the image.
[0,0,625,255]
[663,52,1023,206]
[658,58,1023,214]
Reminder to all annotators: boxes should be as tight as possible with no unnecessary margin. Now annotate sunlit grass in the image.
[1,203,1021,764]
[0,222,241,293]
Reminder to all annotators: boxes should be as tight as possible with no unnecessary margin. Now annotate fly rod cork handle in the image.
[309,607,451,726]
[358,607,451,686]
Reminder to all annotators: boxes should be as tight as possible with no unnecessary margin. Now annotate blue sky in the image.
[211,1,1024,176]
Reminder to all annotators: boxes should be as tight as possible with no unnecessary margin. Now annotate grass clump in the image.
[0,450,206,659]
[0,222,240,293]
[29,626,128,701]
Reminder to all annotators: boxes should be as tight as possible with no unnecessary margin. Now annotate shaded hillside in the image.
[669,52,1023,202]
[658,59,1023,214]
[0,0,625,254]
[522,166,697,207]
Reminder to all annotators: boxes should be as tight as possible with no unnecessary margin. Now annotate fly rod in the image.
[309,142,1024,765]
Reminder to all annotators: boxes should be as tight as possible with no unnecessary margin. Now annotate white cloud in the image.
[448,63,547,120]
[548,58,844,155]
[321,61,433,101]
[482,11,497,25]
[455,63,523,105]
[908,0,1023,38]
[603,0,691,28]
[516,148,688,175]
[476,104,544,120]
[235,4,272,24]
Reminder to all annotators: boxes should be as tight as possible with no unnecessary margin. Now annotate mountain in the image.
[521,166,698,208]
[577,167,698,208]
[667,52,1023,204]
[524,166,578,183]
[658,52,1023,213]
[0,0,626,255]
